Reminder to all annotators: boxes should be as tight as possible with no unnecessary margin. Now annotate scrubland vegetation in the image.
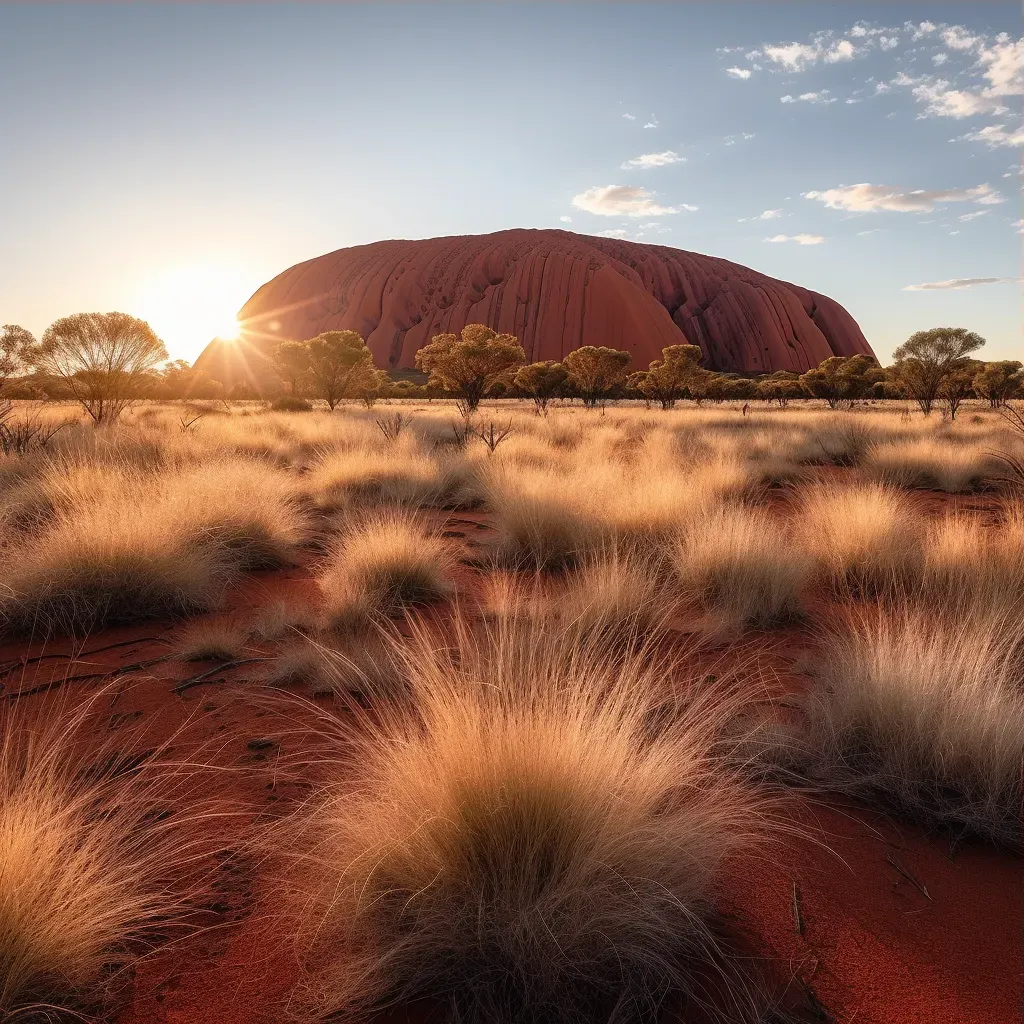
[1,379,1022,1017]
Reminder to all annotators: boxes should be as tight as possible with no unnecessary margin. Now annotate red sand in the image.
[1,499,1019,1024]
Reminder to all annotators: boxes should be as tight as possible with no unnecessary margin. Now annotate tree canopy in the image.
[513,360,568,414]
[563,346,632,408]
[627,344,704,409]
[892,327,986,415]
[415,325,525,411]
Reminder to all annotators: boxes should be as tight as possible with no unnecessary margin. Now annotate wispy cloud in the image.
[739,209,783,222]
[723,132,756,145]
[726,67,752,79]
[804,182,1004,212]
[958,210,991,222]
[643,118,659,129]
[559,216,572,223]
[622,113,636,121]
[781,90,836,105]
[903,276,1019,291]
[620,150,685,170]
[597,229,630,238]
[571,185,693,218]
[765,233,825,245]
[956,123,1024,148]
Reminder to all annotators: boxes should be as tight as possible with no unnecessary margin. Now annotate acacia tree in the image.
[563,345,632,409]
[892,327,985,415]
[799,355,879,410]
[626,344,704,409]
[273,340,312,397]
[414,324,525,411]
[307,330,384,410]
[756,371,803,408]
[514,360,568,415]
[35,312,167,423]
[973,360,1023,408]
[939,359,983,420]
[0,325,37,397]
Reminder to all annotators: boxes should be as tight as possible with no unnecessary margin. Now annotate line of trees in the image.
[2,315,1019,423]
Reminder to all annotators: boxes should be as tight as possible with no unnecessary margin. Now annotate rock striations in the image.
[195,229,873,388]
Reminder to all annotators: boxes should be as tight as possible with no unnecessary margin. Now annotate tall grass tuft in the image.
[273,612,771,1023]
[0,690,226,1016]
[800,607,1024,847]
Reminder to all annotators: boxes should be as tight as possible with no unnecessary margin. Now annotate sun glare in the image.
[134,265,256,364]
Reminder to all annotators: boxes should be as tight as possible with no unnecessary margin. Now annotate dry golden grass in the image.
[0,458,306,637]
[173,619,247,662]
[865,438,998,493]
[317,512,457,632]
[799,606,1024,847]
[798,481,922,598]
[0,690,224,1016]
[272,611,771,1023]
[673,504,810,629]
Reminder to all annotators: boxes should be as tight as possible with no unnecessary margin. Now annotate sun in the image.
[133,265,256,364]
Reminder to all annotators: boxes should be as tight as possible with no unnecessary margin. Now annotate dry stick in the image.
[0,636,167,678]
[6,656,174,700]
[886,853,932,901]
[173,658,269,696]
[791,881,805,936]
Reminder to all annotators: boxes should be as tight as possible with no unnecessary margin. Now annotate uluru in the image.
[195,229,874,389]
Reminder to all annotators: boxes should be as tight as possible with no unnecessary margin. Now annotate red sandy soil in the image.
[1,500,1019,1024]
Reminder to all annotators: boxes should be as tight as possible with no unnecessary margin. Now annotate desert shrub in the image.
[173,619,246,662]
[798,482,922,598]
[272,611,770,1022]
[0,691,221,1016]
[673,505,810,629]
[799,607,1024,846]
[317,512,457,632]
[271,395,313,412]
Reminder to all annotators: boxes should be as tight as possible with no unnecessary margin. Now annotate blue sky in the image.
[1,3,1020,364]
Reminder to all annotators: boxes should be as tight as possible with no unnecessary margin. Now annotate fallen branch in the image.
[886,853,932,901]
[7,656,174,700]
[172,658,269,696]
[0,636,166,678]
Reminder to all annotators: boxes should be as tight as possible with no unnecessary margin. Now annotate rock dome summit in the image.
[195,229,873,388]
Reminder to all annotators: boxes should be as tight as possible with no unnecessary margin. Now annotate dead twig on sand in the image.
[172,658,269,696]
[886,853,932,901]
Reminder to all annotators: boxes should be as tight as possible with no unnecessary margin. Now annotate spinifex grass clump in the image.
[801,607,1024,847]
[275,612,771,1023]
[0,690,224,1017]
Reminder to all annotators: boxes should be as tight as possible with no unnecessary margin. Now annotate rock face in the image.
[195,229,873,388]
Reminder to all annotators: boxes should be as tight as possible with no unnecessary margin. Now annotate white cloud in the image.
[932,52,948,66]
[875,81,892,94]
[620,150,685,169]
[879,36,899,51]
[856,228,881,235]
[738,209,782,222]
[559,216,572,223]
[957,123,1024,148]
[910,21,937,41]
[766,233,825,245]
[781,90,836,105]
[571,185,691,218]
[723,132,756,145]
[805,182,1004,212]
[903,276,1019,291]
[958,210,991,221]
[1013,219,1024,233]
[622,113,636,121]
[941,26,981,52]
[597,229,630,238]
[825,39,857,63]
[763,41,822,71]
[726,67,752,79]
[978,36,1024,96]
[643,119,659,129]
[911,79,1007,118]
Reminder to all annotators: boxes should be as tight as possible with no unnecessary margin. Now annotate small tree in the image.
[0,325,37,397]
[939,359,983,420]
[514,360,568,415]
[756,371,803,408]
[799,355,879,410]
[973,360,1023,408]
[355,368,391,409]
[627,344,704,410]
[35,312,167,423]
[273,340,312,397]
[414,324,525,411]
[306,330,383,410]
[563,345,632,409]
[892,327,985,415]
